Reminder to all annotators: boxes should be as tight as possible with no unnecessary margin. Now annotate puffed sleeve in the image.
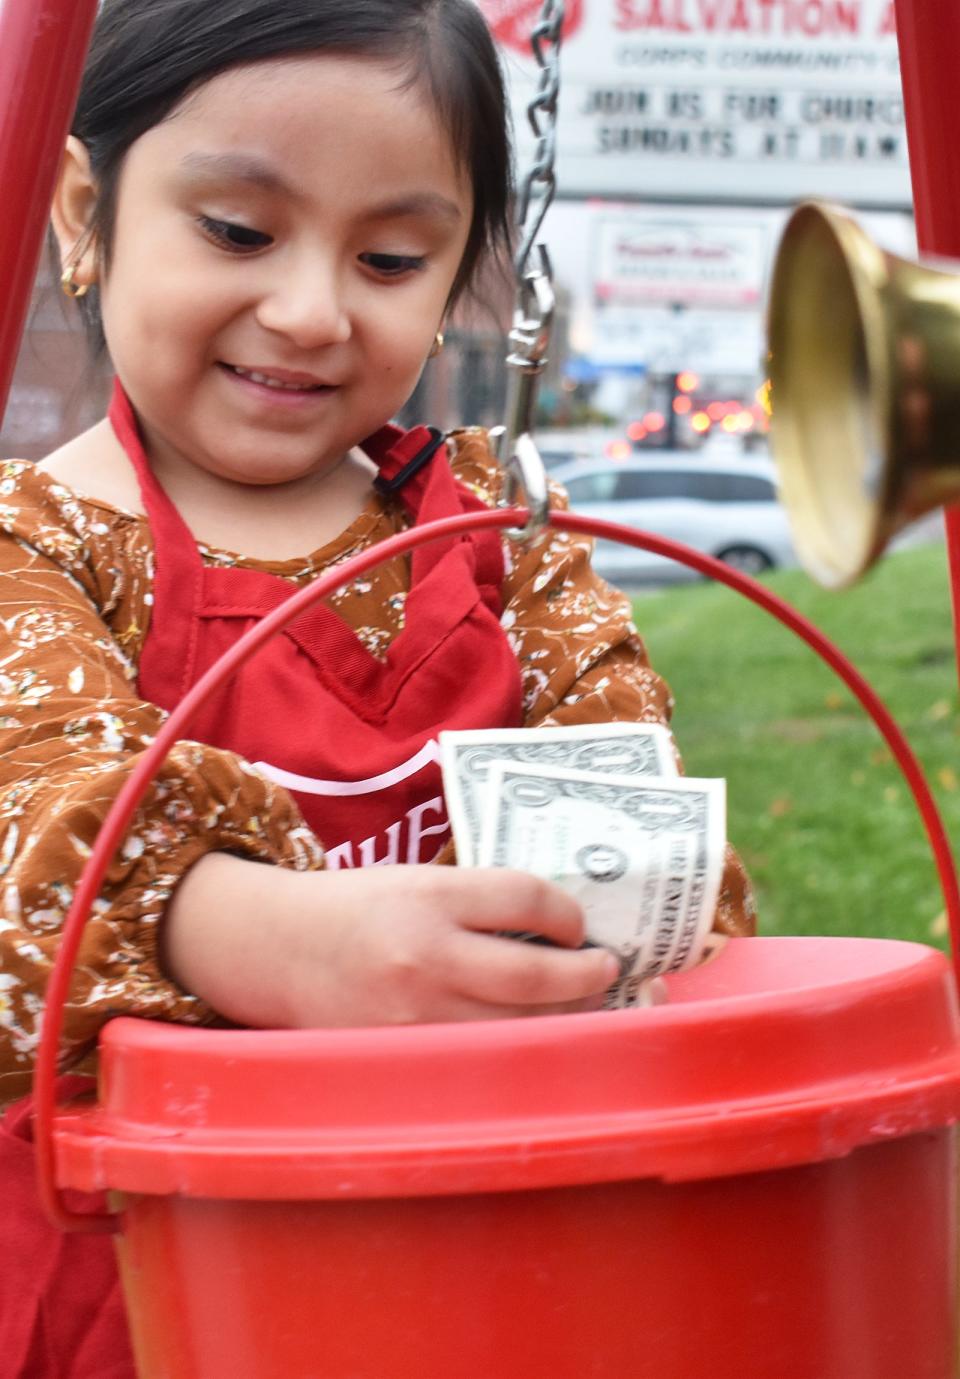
[0,463,323,1103]
[448,432,756,938]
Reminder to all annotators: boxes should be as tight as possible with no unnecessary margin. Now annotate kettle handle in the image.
[34,505,960,1232]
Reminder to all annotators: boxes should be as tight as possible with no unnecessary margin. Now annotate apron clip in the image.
[374,428,446,497]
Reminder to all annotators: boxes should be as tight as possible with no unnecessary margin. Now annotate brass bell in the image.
[767,200,960,588]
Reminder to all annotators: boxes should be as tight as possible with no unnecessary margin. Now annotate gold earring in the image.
[429,331,445,359]
[61,262,90,300]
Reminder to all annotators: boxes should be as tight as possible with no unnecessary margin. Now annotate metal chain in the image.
[514,0,565,284]
[494,0,565,540]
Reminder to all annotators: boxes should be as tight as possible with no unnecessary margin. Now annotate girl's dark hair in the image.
[69,0,513,342]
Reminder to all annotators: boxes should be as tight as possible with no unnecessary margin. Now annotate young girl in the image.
[0,1,754,1372]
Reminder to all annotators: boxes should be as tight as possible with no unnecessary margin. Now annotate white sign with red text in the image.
[595,212,768,303]
[474,0,910,207]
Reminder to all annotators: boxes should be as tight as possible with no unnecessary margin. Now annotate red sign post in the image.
[0,0,98,424]
[894,0,960,693]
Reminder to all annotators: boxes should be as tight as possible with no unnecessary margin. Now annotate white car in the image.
[550,452,798,583]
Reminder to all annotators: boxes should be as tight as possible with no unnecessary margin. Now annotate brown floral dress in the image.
[0,429,755,1102]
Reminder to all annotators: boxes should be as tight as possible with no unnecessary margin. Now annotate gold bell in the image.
[768,201,960,588]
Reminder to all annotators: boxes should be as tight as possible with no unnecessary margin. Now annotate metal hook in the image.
[507,247,555,380]
[491,246,555,543]
[494,431,551,543]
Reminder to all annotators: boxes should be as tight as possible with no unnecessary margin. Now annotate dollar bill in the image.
[439,723,677,867]
[476,762,725,1007]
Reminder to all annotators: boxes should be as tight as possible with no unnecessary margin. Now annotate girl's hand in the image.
[162,854,619,1028]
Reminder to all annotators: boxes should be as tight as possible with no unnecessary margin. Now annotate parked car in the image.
[536,429,624,471]
[550,452,797,584]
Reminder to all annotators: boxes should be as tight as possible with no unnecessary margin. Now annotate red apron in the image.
[0,384,523,1375]
[117,382,523,866]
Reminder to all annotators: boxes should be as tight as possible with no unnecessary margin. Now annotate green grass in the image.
[631,541,960,949]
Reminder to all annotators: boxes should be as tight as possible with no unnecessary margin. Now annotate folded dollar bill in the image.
[475,762,726,1007]
[440,723,677,867]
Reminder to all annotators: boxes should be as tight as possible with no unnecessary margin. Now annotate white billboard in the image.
[476,0,911,208]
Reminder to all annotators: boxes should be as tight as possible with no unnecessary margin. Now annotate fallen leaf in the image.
[883,785,900,804]
[870,747,893,766]
[938,767,959,792]
[824,691,845,711]
[769,796,793,818]
[930,911,949,938]
[927,699,953,722]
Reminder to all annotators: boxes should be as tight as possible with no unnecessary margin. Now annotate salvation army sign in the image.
[477,0,584,53]
[474,0,911,208]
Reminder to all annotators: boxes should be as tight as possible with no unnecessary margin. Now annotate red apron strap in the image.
[108,381,204,702]
[111,381,508,628]
[110,381,514,744]
[364,423,507,598]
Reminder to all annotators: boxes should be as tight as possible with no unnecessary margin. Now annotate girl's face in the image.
[93,55,473,486]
